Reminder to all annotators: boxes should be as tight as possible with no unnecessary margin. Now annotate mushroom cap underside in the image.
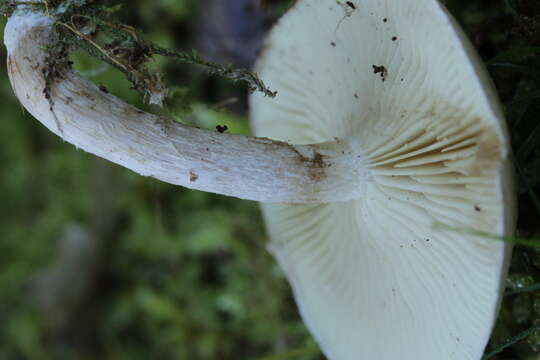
[250,1,516,360]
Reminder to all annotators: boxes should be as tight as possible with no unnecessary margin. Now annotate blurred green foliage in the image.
[0,1,315,359]
[1,0,540,359]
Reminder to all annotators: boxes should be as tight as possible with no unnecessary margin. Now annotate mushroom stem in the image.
[5,11,368,203]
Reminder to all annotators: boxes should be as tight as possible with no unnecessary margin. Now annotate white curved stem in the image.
[5,10,367,203]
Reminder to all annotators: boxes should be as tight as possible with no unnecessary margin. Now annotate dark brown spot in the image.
[312,152,326,168]
[216,125,228,133]
[354,93,359,99]
[346,1,356,9]
[383,18,388,22]
[474,205,482,212]
[331,41,336,47]
[392,36,398,41]
[287,145,328,181]
[189,171,199,182]
[372,65,388,82]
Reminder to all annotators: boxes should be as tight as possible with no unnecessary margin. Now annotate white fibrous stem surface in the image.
[4,11,367,204]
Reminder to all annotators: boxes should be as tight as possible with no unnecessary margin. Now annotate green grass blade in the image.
[505,283,540,296]
[433,223,540,248]
[482,323,540,359]
[488,63,532,72]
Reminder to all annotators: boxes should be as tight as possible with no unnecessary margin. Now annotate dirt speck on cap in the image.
[372,65,388,82]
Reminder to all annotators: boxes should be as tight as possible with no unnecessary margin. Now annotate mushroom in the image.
[250,0,516,359]
[5,1,515,360]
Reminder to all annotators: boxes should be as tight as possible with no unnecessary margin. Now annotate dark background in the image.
[0,0,539,359]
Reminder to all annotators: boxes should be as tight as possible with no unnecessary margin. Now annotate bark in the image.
[5,10,366,203]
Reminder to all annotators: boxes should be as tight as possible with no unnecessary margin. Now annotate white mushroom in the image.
[250,0,515,359]
[5,0,516,359]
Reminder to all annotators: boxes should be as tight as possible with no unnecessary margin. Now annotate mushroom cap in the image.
[249,1,516,360]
